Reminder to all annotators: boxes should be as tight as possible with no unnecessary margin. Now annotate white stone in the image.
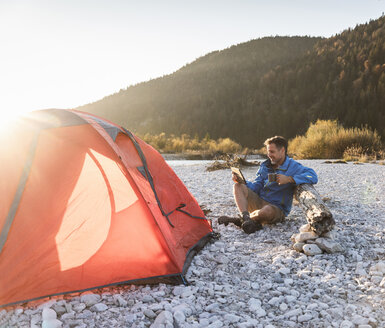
[224,313,240,323]
[298,313,312,322]
[256,308,266,317]
[284,278,294,285]
[268,297,280,306]
[144,309,157,319]
[355,262,367,276]
[284,308,302,318]
[248,298,262,311]
[38,300,57,310]
[42,308,57,321]
[172,303,192,317]
[303,244,323,256]
[113,294,127,307]
[370,261,385,274]
[173,310,186,323]
[207,320,224,328]
[41,319,62,328]
[173,286,185,296]
[352,315,369,325]
[151,311,174,327]
[142,294,154,303]
[293,242,305,252]
[340,320,354,328]
[80,293,101,307]
[295,232,319,243]
[251,282,259,290]
[371,275,383,284]
[278,268,290,275]
[299,224,312,232]
[279,303,288,311]
[315,238,343,253]
[90,303,108,312]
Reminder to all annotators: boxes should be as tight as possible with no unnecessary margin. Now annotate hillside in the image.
[78,16,385,147]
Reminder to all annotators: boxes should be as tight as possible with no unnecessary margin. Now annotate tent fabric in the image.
[0,109,212,307]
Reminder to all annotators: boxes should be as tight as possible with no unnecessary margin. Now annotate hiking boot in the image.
[218,216,242,227]
[241,220,263,234]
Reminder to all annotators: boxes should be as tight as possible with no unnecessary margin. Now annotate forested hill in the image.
[78,16,385,147]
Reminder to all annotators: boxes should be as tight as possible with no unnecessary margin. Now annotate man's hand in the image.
[232,172,245,184]
[276,174,295,185]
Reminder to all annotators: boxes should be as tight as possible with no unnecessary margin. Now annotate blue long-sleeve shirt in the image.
[246,156,318,216]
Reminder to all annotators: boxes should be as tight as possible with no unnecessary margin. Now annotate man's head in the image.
[264,136,287,166]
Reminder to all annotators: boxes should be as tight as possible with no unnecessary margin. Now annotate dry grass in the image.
[140,133,242,155]
[288,120,384,159]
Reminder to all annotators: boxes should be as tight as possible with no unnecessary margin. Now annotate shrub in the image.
[140,133,242,154]
[288,120,383,159]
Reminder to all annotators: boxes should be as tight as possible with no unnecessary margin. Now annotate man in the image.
[218,136,318,234]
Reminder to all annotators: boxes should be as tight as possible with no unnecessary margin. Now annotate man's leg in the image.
[218,183,262,232]
[233,182,249,214]
[249,205,279,224]
[233,183,262,233]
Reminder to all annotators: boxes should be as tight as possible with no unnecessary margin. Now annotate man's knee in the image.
[258,205,276,220]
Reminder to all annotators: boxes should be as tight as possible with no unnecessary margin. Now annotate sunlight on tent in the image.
[55,149,138,271]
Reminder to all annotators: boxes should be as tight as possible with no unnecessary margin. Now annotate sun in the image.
[0,108,34,132]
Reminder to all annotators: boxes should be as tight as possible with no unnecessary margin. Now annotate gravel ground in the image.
[1,160,384,328]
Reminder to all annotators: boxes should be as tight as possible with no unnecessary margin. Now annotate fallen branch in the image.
[294,183,335,235]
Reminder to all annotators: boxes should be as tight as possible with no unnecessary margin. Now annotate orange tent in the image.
[0,109,212,307]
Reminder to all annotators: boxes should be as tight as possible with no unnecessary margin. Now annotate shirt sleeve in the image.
[246,165,265,194]
[292,163,318,185]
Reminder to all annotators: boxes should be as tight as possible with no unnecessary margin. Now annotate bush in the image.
[288,120,383,159]
[140,133,242,154]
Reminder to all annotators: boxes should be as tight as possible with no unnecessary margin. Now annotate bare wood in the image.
[294,184,335,235]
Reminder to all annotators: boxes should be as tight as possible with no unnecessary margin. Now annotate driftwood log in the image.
[294,184,335,235]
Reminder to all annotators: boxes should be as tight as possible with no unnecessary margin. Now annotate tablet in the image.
[231,167,246,184]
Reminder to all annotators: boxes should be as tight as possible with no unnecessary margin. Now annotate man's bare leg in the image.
[250,205,277,224]
[233,182,249,214]
[233,183,262,233]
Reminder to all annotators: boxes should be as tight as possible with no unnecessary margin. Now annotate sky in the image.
[0,0,384,118]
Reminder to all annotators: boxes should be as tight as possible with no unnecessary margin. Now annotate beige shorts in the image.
[247,189,285,224]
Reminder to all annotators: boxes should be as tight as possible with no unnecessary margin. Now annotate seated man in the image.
[219,136,318,234]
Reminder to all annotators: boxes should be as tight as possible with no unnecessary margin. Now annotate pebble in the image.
[293,242,305,252]
[80,293,101,307]
[298,313,312,322]
[295,231,319,243]
[315,237,343,253]
[144,309,157,319]
[90,303,108,312]
[41,319,63,328]
[303,244,323,256]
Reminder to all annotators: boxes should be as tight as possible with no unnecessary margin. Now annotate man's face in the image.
[266,143,286,165]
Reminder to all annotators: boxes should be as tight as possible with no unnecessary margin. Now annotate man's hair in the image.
[264,136,288,155]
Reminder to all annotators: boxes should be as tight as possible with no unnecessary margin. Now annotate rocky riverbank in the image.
[2,160,384,328]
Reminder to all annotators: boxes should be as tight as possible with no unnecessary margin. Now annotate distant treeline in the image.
[79,16,385,148]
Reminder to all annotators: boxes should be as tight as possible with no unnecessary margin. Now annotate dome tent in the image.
[0,109,213,307]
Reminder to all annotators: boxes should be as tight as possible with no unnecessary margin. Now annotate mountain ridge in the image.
[78,16,385,147]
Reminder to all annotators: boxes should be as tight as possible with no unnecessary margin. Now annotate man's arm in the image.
[276,163,318,185]
[292,165,318,185]
[245,166,265,193]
